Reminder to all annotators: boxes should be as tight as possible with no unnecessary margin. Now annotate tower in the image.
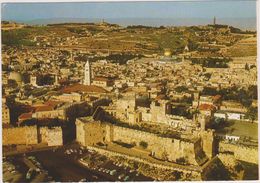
[213,16,216,25]
[84,60,91,85]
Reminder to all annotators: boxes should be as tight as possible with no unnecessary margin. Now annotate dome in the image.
[164,49,172,57]
[8,71,23,83]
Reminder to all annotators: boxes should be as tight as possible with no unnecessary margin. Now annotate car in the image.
[26,168,35,180]
[129,169,135,173]
[79,178,87,182]
[124,176,130,181]
[11,170,16,174]
[110,170,117,176]
[92,175,98,179]
[118,174,125,180]
[106,170,110,174]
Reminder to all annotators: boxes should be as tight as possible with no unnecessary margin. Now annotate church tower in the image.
[84,60,91,85]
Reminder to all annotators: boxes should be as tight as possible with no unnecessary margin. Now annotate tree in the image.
[245,63,250,71]
[245,107,258,122]
[139,141,148,149]
[161,151,168,161]
[234,163,243,172]
[176,157,187,165]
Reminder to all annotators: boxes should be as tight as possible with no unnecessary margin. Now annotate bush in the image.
[139,141,148,149]
[234,163,243,172]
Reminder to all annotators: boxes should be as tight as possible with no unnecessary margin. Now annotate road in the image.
[28,150,113,182]
[6,143,154,182]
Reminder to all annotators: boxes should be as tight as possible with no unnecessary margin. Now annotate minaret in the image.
[84,60,91,85]
[213,16,216,25]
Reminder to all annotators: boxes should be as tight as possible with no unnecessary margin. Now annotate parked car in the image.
[110,170,117,175]
[124,176,130,181]
[118,174,125,180]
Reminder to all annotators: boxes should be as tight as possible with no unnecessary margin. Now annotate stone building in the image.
[2,103,10,124]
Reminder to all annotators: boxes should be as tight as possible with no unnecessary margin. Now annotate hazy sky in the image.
[2,1,256,21]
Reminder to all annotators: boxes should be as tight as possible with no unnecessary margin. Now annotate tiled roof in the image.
[61,84,108,93]
[199,104,216,111]
[18,112,32,120]
[34,105,54,112]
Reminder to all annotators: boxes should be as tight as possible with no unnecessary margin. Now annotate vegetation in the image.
[176,157,187,165]
[201,85,257,107]
[175,86,188,93]
[67,27,85,34]
[191,57,231,68]
[234,163,243,172]
[139,141,148,149]
[2,27,47,46]
[172,106,193,119]
[212,118,226,129]
[105,54,143,65]
[245,107,258,122]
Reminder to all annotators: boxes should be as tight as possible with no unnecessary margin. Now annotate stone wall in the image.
[75,117,208,166]
[47,127,63,146]
[219,141,258,164]
[87,145,202,180]
[3,125,63,146]
[112,125,202,165]
[199,130,215,159]
[3,126,38,145]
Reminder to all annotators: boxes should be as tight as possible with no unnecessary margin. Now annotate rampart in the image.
[76,118,208,166]
[3,126,38,145]
[3,126,63,146]
[218,141,258,164]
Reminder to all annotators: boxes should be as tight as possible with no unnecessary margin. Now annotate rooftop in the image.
[61,84,108,93]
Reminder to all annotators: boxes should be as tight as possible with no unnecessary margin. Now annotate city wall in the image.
[112,125,201,165]
[218,141,258,164]
[3,126,38,145]
[86,145,202,180]
[3,125,63,146]
[79,119,207,166]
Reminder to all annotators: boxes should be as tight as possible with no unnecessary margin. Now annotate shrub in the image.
[139,141,148,149]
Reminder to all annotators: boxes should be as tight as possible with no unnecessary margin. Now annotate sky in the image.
[1,0,257,21]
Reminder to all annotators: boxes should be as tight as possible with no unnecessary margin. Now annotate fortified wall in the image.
[39,127,63,146]
[76,117,208,166]
[3,126,38,145]
[3,125,63,146]
[218,141,258,164]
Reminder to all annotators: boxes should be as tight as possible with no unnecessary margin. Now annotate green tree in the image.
[139,141,148,149]
[245,107,258,122]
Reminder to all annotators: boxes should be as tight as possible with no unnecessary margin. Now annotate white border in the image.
[0,0,259,183]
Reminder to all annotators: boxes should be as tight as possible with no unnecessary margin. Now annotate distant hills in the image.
[5,17,256,31]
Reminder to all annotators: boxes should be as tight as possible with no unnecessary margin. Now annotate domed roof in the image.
[8,71,23,82]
